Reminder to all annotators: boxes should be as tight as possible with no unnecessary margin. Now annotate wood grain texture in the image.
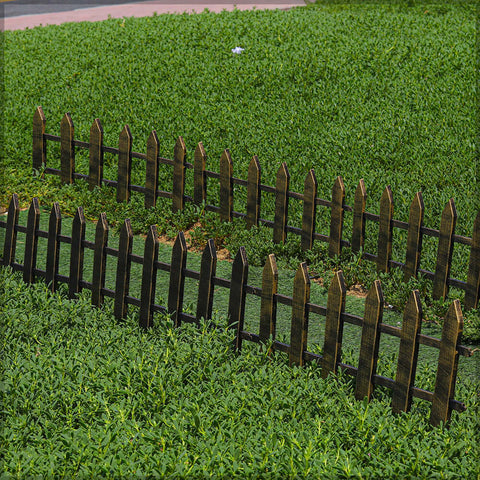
[139,225,159,329]
[23,197,41,284]
[273,162,290,244]
[114,219,133,320]
[351,179,367,253]
[68,207,86,299]
[32,106,46,174]
[465,210,480,310]
[301,169,317,251]
[246,156,261,229]
[60,113,75,184]
[289,262,310,367]
[376,186,394,273]
[329,176,345,257]
[91,213,109,307]
[3,194,20,267]
[430,300,463,426]
[116,125,133,203]
[193,142,207,206]
[145,130,160,209]
[403,192,424,281]
[392,290,422,413]
[196,239,217,323]
[432,199,457,300]
[321,270,346,379]
[259,254,279,342]
[45,202,62,292]
[355,280,384,401]
[168,231,188,327]
[172,136,187,213]
[88,118,104,191]
[219,149,234,222]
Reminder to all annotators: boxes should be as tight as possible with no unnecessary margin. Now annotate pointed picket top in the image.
[301,169,318,251]
[33,106,47,172]
[329,175,346,258]
[220,149,234,222]
[259,253,279,342]
[172,230,188,258]
[276,161,290,185]
[3,193,20,267]
[174,135,187,163]
[89,118,104,147]
[119,124,133,144]
[145,130,160,208]
[60,112,74,133]
[33,105,46,127]
[194,141,207,205]
[352,179,367,253]
[465,210,480,310]
[246,155,261,229]
[404,192,425,281]
[376,185,394,273]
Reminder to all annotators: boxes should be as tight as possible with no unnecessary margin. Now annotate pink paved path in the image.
[3,1,306,31]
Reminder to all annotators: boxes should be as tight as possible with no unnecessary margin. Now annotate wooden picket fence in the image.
[0,193,475,426]
[32,106,480,311]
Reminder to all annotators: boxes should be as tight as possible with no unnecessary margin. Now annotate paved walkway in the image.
[2,1,306,31]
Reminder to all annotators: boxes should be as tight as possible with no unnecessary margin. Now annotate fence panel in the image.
[23,197,40,284]
[45,202,62,292]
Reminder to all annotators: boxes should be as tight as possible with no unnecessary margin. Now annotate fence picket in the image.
[404,192,424,281]
[168,231,188,326]
[145,130,160,209]
[172,136,187,213]
[355,280,383,401]
[351,179,367,253]
[91,213,109,307]
[116,125,133,203]
[321,270,346,378]
[465,211,480,310]
[392,290,422,413]
[220,149,234,222]
[45,202,62,292]
[2,194,20,267]
[430,300,463,426]
[60,113,75,185]
[376,186,394,272]
[32,106,46,174]
[23,197,40,284]
[88,119,104,191]
[114,219,133,320]
[259,254,279,342]
[301,169,317,251]
[194,142,207,206]
[246,156,261,229]
[69,207,86,299]
[432,199,457,300]
[329,176,345,257]
[139,225,159,328]
[229,247,249,350]
[196,239,217,323]
[273,162,290,244]
[289,262,310,367]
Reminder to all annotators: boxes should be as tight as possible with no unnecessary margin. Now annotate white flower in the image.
[231,47,244,54]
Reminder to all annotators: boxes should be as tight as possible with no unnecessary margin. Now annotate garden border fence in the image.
[1,193,475,426]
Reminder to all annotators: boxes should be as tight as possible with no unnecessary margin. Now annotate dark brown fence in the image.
[1,193,475,426]
[32,106,480,311]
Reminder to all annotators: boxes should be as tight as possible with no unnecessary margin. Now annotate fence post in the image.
[194,142,207,206]
[33,106,46,175]
[246,156,261,229]
[145,130,160,209]
[465,211,480,310]
[60,113,75,185]
[321,270,346,379]
[289,262,310,367]
[259,254,278,343]
[301,169,317,251]
[139,225,159,329]
[2,194,20,267]
[376,186,394,273]
[229,247,248,350]
[432,199,457,300]
[273,162,290,244]
[172,136,187,213]
[69,207,86,299]
[403,192,424,281]
[196,238,217,323]
[430,300,463,427]
[351,179,367,253]
[392,290,422,414]
[23,197,41,285]
[355,280,383,401]
[114,219,133,320]
[117,125,133,203]
[88,118,104,191]
[220,149,234,222]
[329,176,345,257]
[168,231,188,327]
[91,213,109,307]
[45,202,62,292]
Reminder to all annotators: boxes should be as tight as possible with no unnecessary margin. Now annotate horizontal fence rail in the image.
[0,194,475,427]
[32,106,480,311]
